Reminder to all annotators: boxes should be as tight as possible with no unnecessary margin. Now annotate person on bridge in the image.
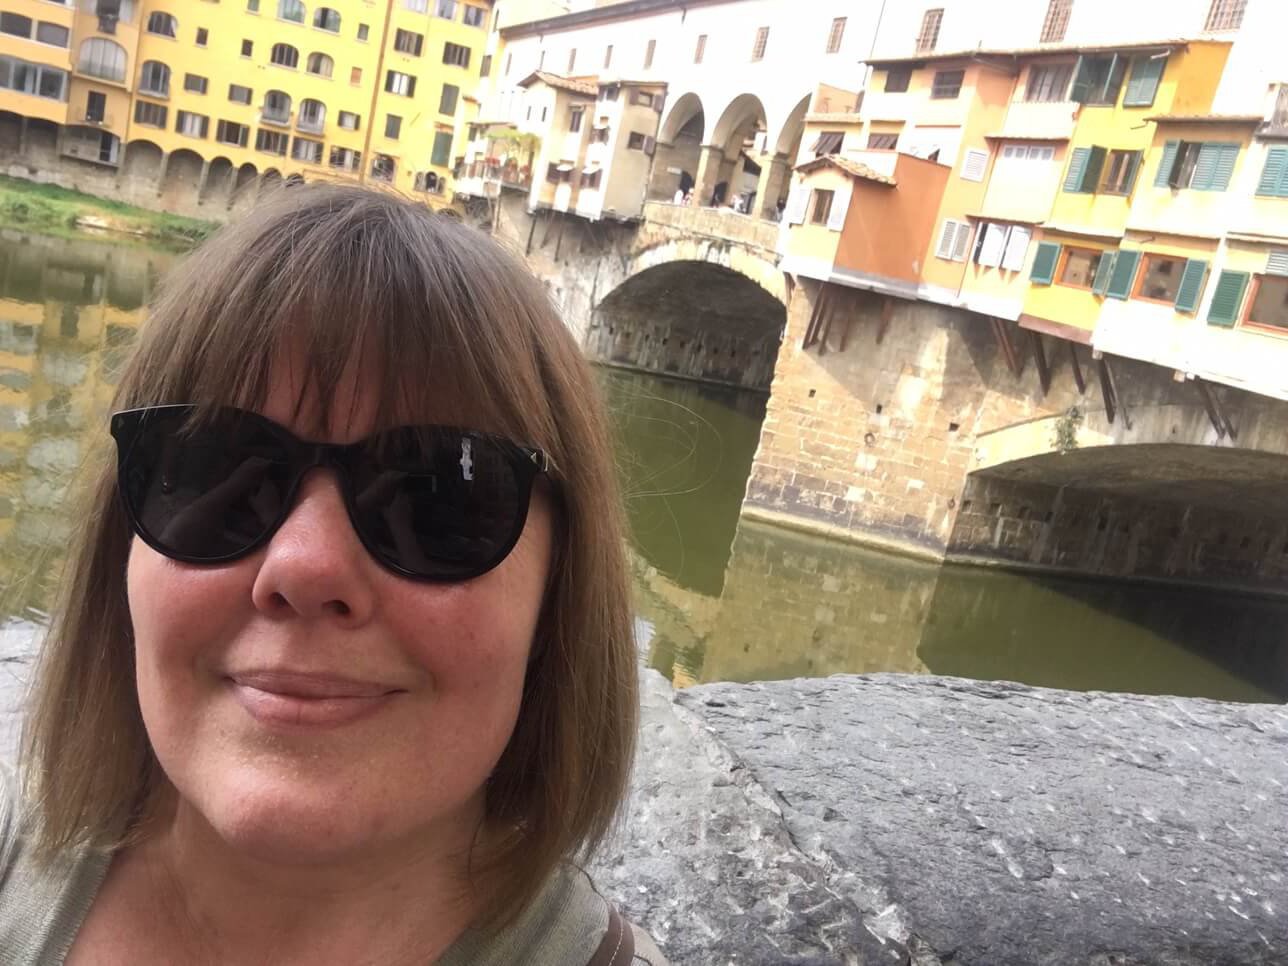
[0,184,666,965]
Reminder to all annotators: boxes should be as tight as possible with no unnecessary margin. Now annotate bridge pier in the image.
[754,153,790,219]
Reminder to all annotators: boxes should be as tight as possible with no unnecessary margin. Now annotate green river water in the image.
[1,229,1284,702]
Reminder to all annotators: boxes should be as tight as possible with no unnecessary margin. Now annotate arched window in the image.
[270,43,299,68]
[262,89,292,123]
[312,7,340,31]
[78,38,126,83]
[305,52,333,77]
[277,0,306,23]
[138,60,171,96]
[298,98,326,131]
[145,11,177,37]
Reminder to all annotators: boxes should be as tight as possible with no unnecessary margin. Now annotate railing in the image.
[642,201,780,253]
[296,116,324,134]
[259,109,292,127]
[82,111,114,126]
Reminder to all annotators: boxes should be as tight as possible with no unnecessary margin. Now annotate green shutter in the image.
[1190,143,1231,190]
[1173,259,1208,313]
[1104,249,1140,299]
[1122,55,1165,108]
[431,131,452,166]
[1063,147,1091,192]
[1069,55,1091,103]
[1208,143,1239,191]
[1122,150,1143,195]
[1207,270,1249,327]
[1257,147,1288,196]
[1205,273,1246,329]
[1091,251,1116,295]
[1080,145,1107,192]
[1154,140,1179,188]
[1030,242,1061,284]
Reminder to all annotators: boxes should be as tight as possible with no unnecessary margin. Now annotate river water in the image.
[1,229,1285,703]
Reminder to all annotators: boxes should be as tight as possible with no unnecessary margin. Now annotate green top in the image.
[0,767,666,965]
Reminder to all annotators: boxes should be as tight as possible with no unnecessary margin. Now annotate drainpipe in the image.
[862,0,890,103]
[361,0,397,184]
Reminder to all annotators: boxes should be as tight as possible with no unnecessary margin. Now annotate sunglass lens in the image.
[121,410,295,561]
[349,428,525,579]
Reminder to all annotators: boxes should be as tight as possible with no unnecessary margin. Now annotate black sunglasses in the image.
[110,405,552,582]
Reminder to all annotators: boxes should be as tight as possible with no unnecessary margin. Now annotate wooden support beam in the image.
[876,296,894,345]
[803,283,830,350]
[553,212,567,261]
[524,211,538,256]
[1068,341,1086,394]
[1028,330,1051,396]
[1096,354,1132,431]
[991,317,1025,378]
[1194,376,1238,441]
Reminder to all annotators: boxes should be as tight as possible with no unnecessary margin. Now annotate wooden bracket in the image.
[1194,376,1238,441]
[990,317,1025,378]
[876,296,894,345]
[1028,330,1051,396]
[1096,354,1132,430]
[1068,341,1086,395]
[802,283,831,350]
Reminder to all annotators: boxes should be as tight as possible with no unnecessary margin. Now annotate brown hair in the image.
[21,183,637,926]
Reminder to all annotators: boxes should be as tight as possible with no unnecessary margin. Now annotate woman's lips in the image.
[227,671,401,729]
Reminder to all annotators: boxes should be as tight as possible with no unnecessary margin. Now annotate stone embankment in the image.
[2,625,1285,964]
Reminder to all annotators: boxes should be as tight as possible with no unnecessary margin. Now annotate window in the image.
[228,83,252,104]
[916,8,943,53]
[935,219,973,262]
[1002,143,1055,161]
[931,70,964,99]
[216,119,249,146]
[292,136,323,163]
[277,0,305,23]
[480,55,491,77]
[1204,0,1246,30]
[271,43,299,68]
[809,189,834,225]
[1063,145,1105,192]
[1135,255,1186,303]
[298,97,325,130]
[751,26,768,62]
[1070,54,1126,105]
[569,107,583,132]
[546,162,572,184]
[1025,63,1073,102]
[644,38,655,69]
[436,0,456,18]
[313,7,340,31]
[247,0,259,11]
[1156,140,1239,191]
[183,73,208,94]
[971,223,1030,270]
[371,154,395,182]
[337,110,360,130]
[357,23,369,41]
[385,114,402,139]
[443,42,470,67]
[1100,149,1142,194]
[395,29,423,56]
[241,39,254,57]
[175,110,209,138]
[826,17,846,53]
[138,60,170,96]
[1122,55,1166,108]
[431,130,453,166]
[404,0,428,11]
[385,70,416,96]
[605,44,614,68]
[1058,248,1103,288]
[633,90,656,108]
[627,131,646,150]
[329,146,360,170]
[306,52,333,76]
[693,35,705,64]
[960,148,989,181]
[146,12,177,37]
[463,5,485,27]
[580,168,602,190]
[0,13,32,39]
[79,38,126,83]
[868,132,899,150]
[884,68,911,93]
[37,21,70,47]
[0,55,67,100]
[439,83,458,115]
[601,85,618,102]
[350,66,362,84]
[255,128,288,155]
[85,90,106,122]
[262,89,291,122]
[812,131,843,155]
[195,27,208,46]
[1040,0,1071,42]
[133,100,167,127]
[1248,275,1288,330]
[1256,147,1288,198]
[567,48,576,72]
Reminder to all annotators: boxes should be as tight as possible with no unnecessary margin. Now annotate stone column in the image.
[693,144,725,207]
[154,151,170,197]
[755,153,791,220]
[17,117,27,157]
[194,160,211,206]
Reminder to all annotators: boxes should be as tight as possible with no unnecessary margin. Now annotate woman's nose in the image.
[250,469,376,624]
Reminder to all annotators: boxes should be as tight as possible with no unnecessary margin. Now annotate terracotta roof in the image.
[795,155,896,186]
[867,37,1200,67]
[517,71,598,96]
[1146,114,1263,125]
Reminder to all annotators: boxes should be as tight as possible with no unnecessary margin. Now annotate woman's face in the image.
[126,363,553,865]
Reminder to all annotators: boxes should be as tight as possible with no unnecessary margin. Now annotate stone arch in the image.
[649,93,705,202]
[0,111,22,160]
[120,139,163,205]
[22,118,59,169]
[199,156,235,207]
[658,92,704,145]
[260,168,283,200]
[710,93,767,156]
[624,235,786,305]
[159,147,203,211]
[229,161,259,213]
[772,93,810,161]
[700,93,768,208]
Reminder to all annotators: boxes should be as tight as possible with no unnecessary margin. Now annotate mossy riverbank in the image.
[0,176,217,249]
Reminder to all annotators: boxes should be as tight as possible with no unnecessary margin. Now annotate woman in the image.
[0,184,665,964]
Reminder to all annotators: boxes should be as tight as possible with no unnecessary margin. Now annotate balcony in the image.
[259,109,292,127]
[81,110,114,127]
[296,115,324,135]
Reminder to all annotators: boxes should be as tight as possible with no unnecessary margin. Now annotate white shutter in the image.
[935,219,957,259]
[1001,226,1031,271]
[784,183,808,225]
[961,148,989,182]
[1267,250,1288,276]
[951,221,973,261]
[976,222,1008,267]
[825,182,852,231]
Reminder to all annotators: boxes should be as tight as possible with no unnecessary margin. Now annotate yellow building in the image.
[0,0,496,211]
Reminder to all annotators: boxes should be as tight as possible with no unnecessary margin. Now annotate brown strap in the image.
[586,902,635,966]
